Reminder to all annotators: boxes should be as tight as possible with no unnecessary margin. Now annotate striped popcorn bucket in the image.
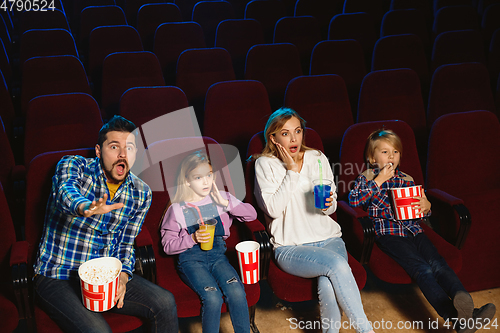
[390,185,424,220]
[235,241,260,284]
[78,257,122,312]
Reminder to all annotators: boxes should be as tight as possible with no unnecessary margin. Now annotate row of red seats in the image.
[3,109,499,332]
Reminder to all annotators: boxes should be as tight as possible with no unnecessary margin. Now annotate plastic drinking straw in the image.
[318,159,323,186]
[187,203,204,225]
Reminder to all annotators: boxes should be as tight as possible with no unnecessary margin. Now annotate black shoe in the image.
[453,291,474,321]
[456,303,496,333]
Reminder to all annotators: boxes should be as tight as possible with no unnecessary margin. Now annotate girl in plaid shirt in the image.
[349,129,495,333]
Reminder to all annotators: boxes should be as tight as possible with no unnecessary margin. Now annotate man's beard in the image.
[100,158,129,183]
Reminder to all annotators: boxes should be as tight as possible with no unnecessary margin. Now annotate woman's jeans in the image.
[177,237,250,333]
[376,232,467,319]
[34,273,178,333]
[274,237,373,333]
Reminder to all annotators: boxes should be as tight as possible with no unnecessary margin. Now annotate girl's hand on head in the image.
[275,142,299,173]
[374,163,395,187]
[412,190,431,216]
[210,182,229,207]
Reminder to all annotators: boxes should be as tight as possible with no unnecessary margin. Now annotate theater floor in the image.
[179,269,500,333]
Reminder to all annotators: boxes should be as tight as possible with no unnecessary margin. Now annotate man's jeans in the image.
[274,237,373,333]
[35,274,178,333]
[377,232,467,319]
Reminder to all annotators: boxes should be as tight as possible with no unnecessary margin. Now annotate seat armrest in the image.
[337,201,375,265]
[134,229,156,284]
[426,188,470,249]
[241,218,271,280]
[10,241,30,321]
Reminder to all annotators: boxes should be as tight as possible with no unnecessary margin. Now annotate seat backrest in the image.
[273,16,322,73]
[203,80,271,161]
[215,18,264,79]
[80,5,127,52]
[357,69,426,133]
[389,0,433,24]
[20,29,78,66]
[174,0,200,21]
[192,1,236,47]
[101,51,165,118]
[120,86,189,128]
[21,55,91,116]
[176,47,235,117]
[19,9,70,35]
[427,62,496,126]
[478,0,500,15]
[432,5,480,37]
[154,22,206,85]
[431,29,485,72]
[371,33,430,86]
[481,2,500,44]
[433,0,473,13]
[136,3,182,51]
[0,116,15,196]
[245,43,302,110]
[309,39,366,106]
[0,39,11,87]
[285,74,353,162]
[426,111,500,197]
[0,70,15,139]
[89,25,144,83]
[343,0,386,25]
[338,120,423,199]
[244,0,286,43]
[328,12,377,65]
[294,0,343,39]
[380,9,430,54]
[24,93,103,166]
[25,148,95,264]
[124,0,168,26]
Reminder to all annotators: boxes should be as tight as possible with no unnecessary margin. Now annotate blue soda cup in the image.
[313,179,333,209]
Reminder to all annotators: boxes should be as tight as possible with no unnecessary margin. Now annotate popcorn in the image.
[80,265,120,284]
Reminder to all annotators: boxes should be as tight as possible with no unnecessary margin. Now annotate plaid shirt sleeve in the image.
[35,155,152,280]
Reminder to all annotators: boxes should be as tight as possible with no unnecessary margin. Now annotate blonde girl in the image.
[160,150,257,333]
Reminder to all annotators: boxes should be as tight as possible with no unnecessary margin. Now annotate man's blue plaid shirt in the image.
[348,168,425,238]
[34,154,152,280]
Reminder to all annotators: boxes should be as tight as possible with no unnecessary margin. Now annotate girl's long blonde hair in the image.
[171,150,214,203]
[253,107,314,159]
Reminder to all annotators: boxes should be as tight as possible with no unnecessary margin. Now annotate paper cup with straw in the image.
[313,159,332,209]
[235,241,260,284]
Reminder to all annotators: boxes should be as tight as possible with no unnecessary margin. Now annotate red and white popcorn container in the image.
[78,257,122,312]
[390,185,424,220]
[235,241,260,284]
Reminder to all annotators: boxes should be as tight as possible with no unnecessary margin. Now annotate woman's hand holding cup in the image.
[192,229,210,243]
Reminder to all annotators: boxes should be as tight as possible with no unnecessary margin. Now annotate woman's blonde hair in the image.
[364,129,403,167]
[171,150,214,203]
[253,107,313,159]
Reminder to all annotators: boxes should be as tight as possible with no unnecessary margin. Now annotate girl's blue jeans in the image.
[177,237,250,333]
[376,232,467,320]
[274,237,373,333]
[34,273,178,333]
